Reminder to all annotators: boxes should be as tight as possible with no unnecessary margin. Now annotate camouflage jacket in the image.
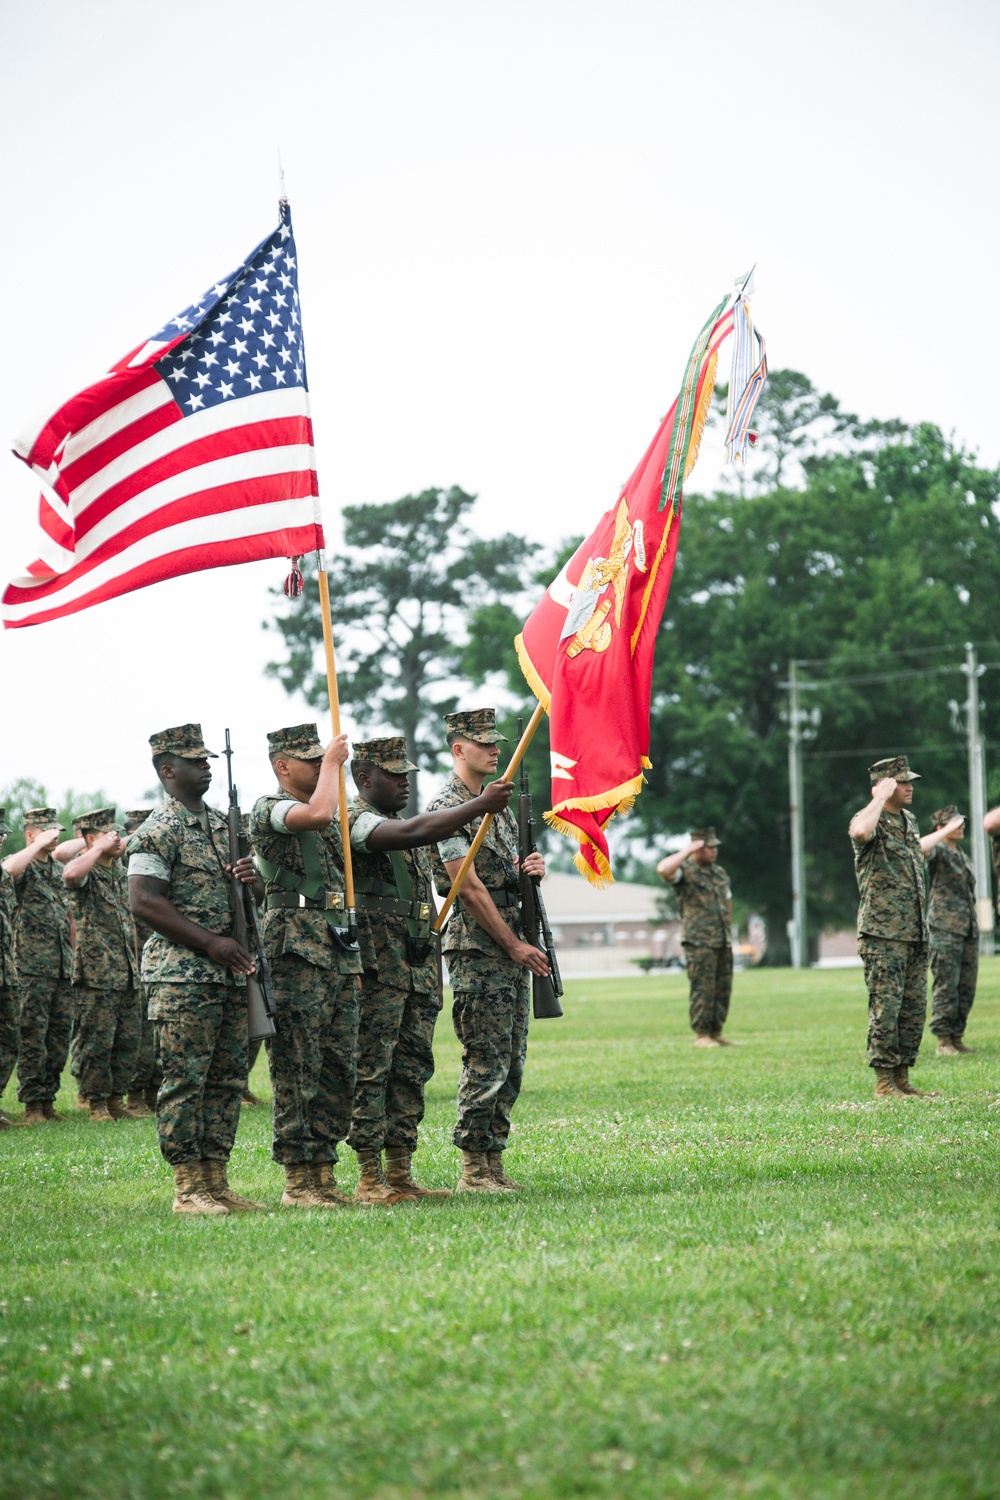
[990,831,1000,916]
[926,841,977,937]
[348,796,436,993]
[125,826,155,967]
[13,854,74,978]
[127,797,244,986]
[69,859,138,990]
[0,866,18,990]
[250,793,364,976]
[426,772,522,957]
[852,807,927,942]
[672,862,732,947]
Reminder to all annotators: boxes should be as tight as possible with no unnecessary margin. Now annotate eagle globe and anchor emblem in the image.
[558,497,646,657]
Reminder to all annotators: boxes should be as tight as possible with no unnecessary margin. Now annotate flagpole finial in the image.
[278,146,287,206]
[734,263,756,300]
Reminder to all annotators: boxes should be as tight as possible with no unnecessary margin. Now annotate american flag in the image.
[3,202,323,628]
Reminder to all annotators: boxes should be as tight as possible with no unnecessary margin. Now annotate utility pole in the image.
[788,659,807,969]
[964,643,994,957]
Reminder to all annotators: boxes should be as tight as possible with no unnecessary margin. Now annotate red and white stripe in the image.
[4,364,323,629]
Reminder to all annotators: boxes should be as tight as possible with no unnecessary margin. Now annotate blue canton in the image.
[154,202,307,414]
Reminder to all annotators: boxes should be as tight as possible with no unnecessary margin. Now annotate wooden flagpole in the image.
[433,700,546,933]
[315,549,356,918]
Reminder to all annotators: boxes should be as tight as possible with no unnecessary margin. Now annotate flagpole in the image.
[433,701,546,934]
[315,548,356,922]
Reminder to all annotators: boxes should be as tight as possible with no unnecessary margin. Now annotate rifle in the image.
[517,717,563,1019]
[224,729,279,1041]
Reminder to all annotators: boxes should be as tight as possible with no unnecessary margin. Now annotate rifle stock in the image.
[224,730,279,1042]
[517,718,563,1020]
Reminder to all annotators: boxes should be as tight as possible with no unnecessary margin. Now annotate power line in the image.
[795,641,1000,668]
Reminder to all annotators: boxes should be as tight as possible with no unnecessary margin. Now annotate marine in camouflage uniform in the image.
[0,809,21,1127]
[849,755,932,1099]
[63,808,142,1121]
[122,809,161,1113]
[658,827,734,1046]
[348,734,513,1202]
[129,724,263,1217]
[250,723,363,1210]
[426,707,550,1194]
[9,807,75,1123]
[921,805,978,1056]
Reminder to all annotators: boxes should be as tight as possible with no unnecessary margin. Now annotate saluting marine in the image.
[657,827,735,1047]
[63,808,142,1123]
[129,724,264,1217]
[921,804,978,1057]
[2,807,74,1125]
[426,708,549,1194]
[0,809,21,1128]
[348,734,512,1203]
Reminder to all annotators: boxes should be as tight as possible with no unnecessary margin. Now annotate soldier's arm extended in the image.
[919,816,965,858]
[282,735,349,831]
[128,874,256,976]
[849,778,898,843]
[984,806,1000,835]
[656,840,704,883]
[1,826,60,878]
[442,856,551,977]
[365,781,512,852]
[63,832,124,889]
[53,836,86,864]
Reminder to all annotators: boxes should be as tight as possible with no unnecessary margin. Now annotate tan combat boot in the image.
[936,1036,960,1056]
[353,1148,408,1205]
[455,1149,506,1193]
[312,1163,354,1207]
[384,1145,452,1200]
[281,1162,332,1210]
[88,1099,116,1122]
[241,1086,261,1107]
[107,1094,144,1120]
[487,1150,522,1191]
[202,1159,266,1212]
[693,1033,721,1048]
[76,1092,87,1110]
[893,1066,938,1098]
[42,1101,63,1121]
[125,1092,154,1117]
[143,1085,158,1110]
[22,1102,47,1126]
[874,1067,907,1099]
[952,1036,976,1054]
[172,1161,229,1216]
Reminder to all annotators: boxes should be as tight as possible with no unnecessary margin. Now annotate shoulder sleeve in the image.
[351,809,386,851]
[670,867,685,885]
[128,853,170,881]
[270,801,299,832]
[437,831,471,863]
[128,813,177,881]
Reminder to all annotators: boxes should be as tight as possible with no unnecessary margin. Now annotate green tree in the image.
[266,487,539,809]
[636,421,1000,960]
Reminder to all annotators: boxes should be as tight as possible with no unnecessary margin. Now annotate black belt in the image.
[267,890,346,913]
[489,890,520,909]
[357,893,432,923]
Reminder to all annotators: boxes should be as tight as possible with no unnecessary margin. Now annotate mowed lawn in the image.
[1,963,998,1500]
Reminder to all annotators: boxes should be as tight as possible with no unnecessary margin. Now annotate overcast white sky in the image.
[1,0,998,810]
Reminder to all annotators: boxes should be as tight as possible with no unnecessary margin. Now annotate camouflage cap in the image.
[149,723,218,759]
[690,826,721,847]
[267,723,325,761]
[73,806,117,837]
[123,808,154,834]
[353,736,418,774]
[23,806,65,831]
[444,707,508,745]
[869,755,920,784]
[931,804,965,828]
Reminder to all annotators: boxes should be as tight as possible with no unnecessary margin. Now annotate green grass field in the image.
[1,963,998,1500]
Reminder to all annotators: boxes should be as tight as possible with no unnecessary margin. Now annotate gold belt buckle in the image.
[418,903,430,921]
[325,892,344,911]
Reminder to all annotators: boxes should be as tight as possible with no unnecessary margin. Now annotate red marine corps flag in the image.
[3,201,322,628]
[516,275,766,885]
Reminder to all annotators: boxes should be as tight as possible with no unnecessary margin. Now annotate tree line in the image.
[266,372,1000,963]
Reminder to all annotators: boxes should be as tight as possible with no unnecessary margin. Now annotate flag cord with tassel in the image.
[433,701,546,933]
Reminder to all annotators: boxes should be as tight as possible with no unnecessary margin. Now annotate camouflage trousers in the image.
[128,985,163,1095]
[264,954,359,1166]
[16,974,75,1105]
[0,982,19,1099]
[347,978,441,1152]
[71,985,142,1103]
[858,937,929,1070]
[929,929,979,1040]
[449,952,530,1154]
[684,943,733,1035]
[147,982,247,1167]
